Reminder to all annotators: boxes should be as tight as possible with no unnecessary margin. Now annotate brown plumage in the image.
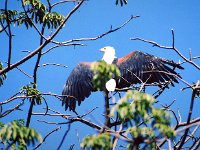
[62,50,183,111]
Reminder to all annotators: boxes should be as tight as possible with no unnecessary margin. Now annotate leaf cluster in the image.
[112,91,175,148]
[0,120,42,149]
[0,0,64,29]
[0,9,18,22]
[91,61,120,91]
[0,62,6,86]
[82,91,175,149]
[111,91,155,122]
[80,132,111,150]
[20,82,42,105]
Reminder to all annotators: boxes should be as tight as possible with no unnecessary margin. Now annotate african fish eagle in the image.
[62,46,183,111]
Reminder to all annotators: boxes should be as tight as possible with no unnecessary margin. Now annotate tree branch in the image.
[57,124,71,150]
[0,0,85,75]
[57,15,139,44]
[176,89,197,149]
[5,0,12,68]
[131,30,200,70]
[34,127,61,150]
[104,90,110,128]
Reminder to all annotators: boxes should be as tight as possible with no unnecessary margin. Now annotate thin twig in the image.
[185,124,200,144]
[38,117,102,130]
[57,15,139,45]
[34,127,61,150]
[80,106,98,118]
[42,43,86,55]
[38,63,68,69]
[131,32,200,70]
[5,0,12,68]
[51,0,80,8]
[57,124,71,150]
[32,112,71,117]
[0,99,25,118]
[16,66,32,78]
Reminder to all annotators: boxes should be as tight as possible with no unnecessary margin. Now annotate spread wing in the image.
[115,51,184,88]
[62,62,94,111]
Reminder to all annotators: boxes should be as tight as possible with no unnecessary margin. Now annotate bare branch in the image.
[0,99,25,118]
[56,15,139,44]
[38,117,102,130]
[176,89,197,149]
[38,63,68,69]
[57,124,71,150]
[80,106,99,118]
[180,55,200,65]
[0,0,85,75]
[0,92,72,105]
[185,124,200,144]
[0,92,22,105]
[177,117,200,128]
[16,66,33,78]
[34,127,61,150]
[42,43,86,55]
[32,112,71,117]
[131,37,173,49]
[191,138,200,150]
[51,0,81,8]
[131,31,200,70]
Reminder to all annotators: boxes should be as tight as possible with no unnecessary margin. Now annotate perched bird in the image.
[62,46,183,111]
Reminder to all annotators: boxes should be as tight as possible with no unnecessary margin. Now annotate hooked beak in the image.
[100,48,105,52]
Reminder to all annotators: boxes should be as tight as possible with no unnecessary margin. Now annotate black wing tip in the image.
[162,59,184,70]
[176,64,184,70]
[62,97,77,111]
[61,62,94,111]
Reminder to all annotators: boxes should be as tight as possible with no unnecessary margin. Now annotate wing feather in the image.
[62,62,94,111]
[115,51,183,88]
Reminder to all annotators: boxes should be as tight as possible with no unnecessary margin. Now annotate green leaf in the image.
[0,120,42,149]
[81,132,111,149]
[110,90,175,148]
[12,128,17,140]
[20,83,42,105]
[0,62,6,86]
[24,20,29,29]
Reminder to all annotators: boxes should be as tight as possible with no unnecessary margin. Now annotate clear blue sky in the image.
[1,0,200,149]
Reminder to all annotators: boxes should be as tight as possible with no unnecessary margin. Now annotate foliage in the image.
[0,0,64,29]
[114,91,175,149]
[91,60,121,91]
[82,91,175,149]
[20,82,42,105]
[0,120,42,149]
[0,62,6,86]
[81,132,111,150]
[110,91,155,121]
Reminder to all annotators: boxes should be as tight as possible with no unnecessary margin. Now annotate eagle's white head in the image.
[100,46,116,64]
